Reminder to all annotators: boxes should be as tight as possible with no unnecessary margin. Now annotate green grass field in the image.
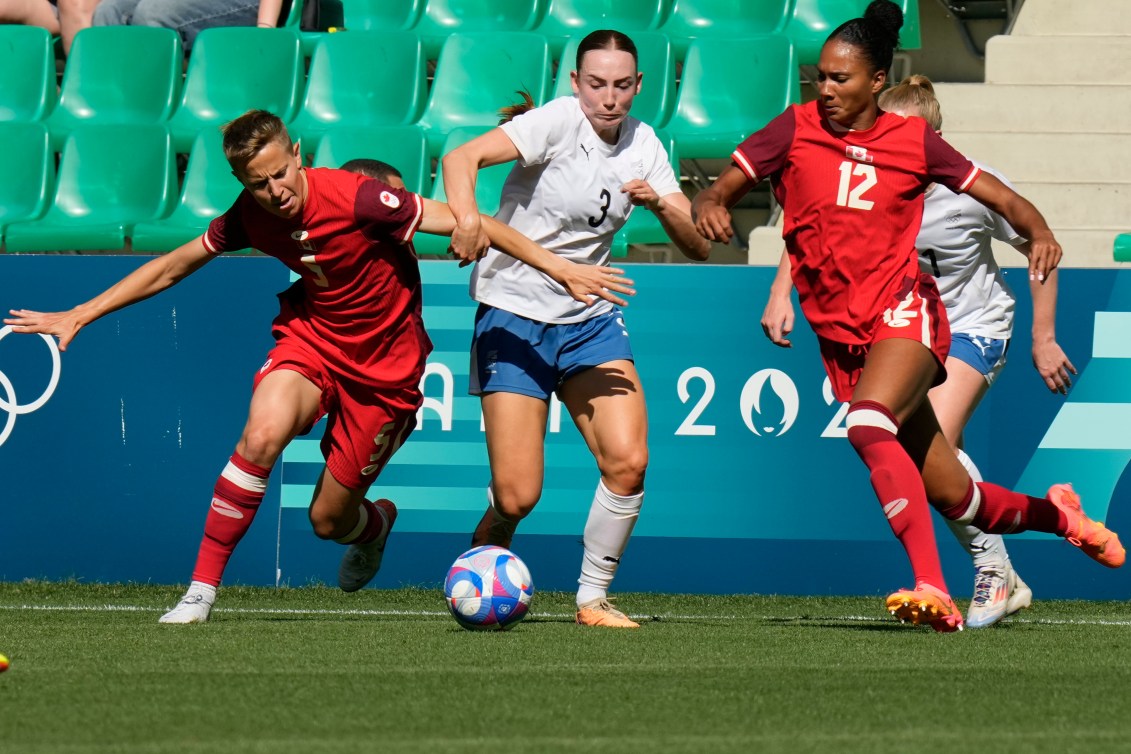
[1,582,1130,753]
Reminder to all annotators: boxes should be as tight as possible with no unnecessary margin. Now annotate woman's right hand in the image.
[694,203,734,244]
[555,263,636,307]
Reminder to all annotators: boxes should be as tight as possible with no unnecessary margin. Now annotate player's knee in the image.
[237,426,288,467]
[490,482,539,521]
[307,508,344,540]
[598,448,648,495]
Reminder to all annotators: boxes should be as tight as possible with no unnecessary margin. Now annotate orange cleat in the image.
[1047,484,1125,568]
[575,598,640,629]
[885,583,964,633]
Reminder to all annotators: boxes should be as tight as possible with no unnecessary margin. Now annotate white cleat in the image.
[159,582,216,624]
[966,566,1031,629]
[338,499,397,593]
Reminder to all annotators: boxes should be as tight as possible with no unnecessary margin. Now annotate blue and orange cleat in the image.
[886,583,964,633]
[1047,484,1125,568]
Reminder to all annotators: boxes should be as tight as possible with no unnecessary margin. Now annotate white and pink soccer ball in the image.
[443,546,534,630]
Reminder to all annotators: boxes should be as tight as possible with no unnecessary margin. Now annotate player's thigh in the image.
[851,338,938,423]
[898,400,971,507]
[482,391,549,508]
[927,356,988,449]
[558,359,648,486]
[238,368,324,464]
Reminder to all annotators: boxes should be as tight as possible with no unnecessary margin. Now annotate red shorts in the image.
[253,337,422,491]
[818,273,951,403]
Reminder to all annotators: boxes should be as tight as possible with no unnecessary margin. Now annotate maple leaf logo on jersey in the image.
[379,190,400,209]
[846,145,874,163]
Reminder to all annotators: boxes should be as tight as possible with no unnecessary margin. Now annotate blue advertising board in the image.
[1,255,1129,600]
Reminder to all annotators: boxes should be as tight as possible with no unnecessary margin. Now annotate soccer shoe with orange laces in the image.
[885,583,964,633]
[1047,484,1125,568]
[576,598,640,628]
[338,499,398,592]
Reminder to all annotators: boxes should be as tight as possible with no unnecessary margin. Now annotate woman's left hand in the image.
[1033,338,1076,394]
[621,180,662,211]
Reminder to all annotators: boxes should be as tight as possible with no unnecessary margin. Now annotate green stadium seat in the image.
[610,129,678,258]
[0,25,56,123]
[417,32,552,156]
[289,31,425,153]
[313,125,431,195]
[666,34,799,160]
[414,0,545,58]
[661,0,791,59]
[341,0,423,30]
[784,0,921,66]
[4,124,176,252]
[0,123,52,250]
[553,31,675,128]
[46,27,182,149]
[130,130,244,253]
[167,28,304,153]
[536,0,667,56]
[1115,233,1131,263]
[414,126,510,255]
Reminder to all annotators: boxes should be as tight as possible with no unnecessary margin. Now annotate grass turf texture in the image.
[1,583,1130,753]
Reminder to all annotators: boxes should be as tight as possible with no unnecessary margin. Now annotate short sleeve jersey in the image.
[916,161,1022,340]
[203,167,431,389]
[470,95,682,324]
[733,101,981,344]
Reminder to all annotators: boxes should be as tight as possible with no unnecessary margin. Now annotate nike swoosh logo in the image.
[211,498,244,520]
[883,498,909,519]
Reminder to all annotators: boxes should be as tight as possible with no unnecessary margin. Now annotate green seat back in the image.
[290,31,425,151]
[168,28,303,152]
[47,27,182,147]
[131,129,245,252]
[414,0,544,57]
[667,34,799,159]
[4,124,175,251]
[662,0,791,58]
[414,126,509,255]
[784,0,920,65]
[418,32,551,156]
[0,25,55,122]
[554,31,674,128]
[0,123,52,243]
[341,0,423,30]
[537,0,667,55]
[313,125,430,195]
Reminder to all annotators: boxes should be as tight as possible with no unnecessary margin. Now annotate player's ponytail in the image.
[827,0,904,74]
[498,90,536,124]
[878,74,942,130]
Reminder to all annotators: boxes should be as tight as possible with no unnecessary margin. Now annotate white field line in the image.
[3,603,1131,626]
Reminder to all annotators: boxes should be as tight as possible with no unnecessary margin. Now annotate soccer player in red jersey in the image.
[693,0,1124,631]
[6,110,633,624]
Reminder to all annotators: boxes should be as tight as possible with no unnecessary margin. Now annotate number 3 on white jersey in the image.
[836,161,876,210]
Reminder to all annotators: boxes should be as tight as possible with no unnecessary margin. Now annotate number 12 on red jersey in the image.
[835,161,876,210]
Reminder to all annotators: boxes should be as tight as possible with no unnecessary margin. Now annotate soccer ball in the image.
[443,546,534,631]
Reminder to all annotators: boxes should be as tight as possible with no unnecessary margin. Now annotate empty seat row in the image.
[1,25,797,161]
[0,120,679,256]
[313,0,921,61]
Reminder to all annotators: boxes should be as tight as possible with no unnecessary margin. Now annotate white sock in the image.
[945,449,1010,570]
[577,481,642,607]
[186,580,217,604]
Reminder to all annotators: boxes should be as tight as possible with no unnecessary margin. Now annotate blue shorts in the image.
[469,304,634,399]
[950,332,1009,385]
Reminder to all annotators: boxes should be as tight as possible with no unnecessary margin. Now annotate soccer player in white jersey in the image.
[760,74,1077,628]
[442,29,711,628]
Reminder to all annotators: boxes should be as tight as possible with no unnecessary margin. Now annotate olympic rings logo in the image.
[0,326,61,448]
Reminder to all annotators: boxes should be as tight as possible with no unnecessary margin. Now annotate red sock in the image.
[846,401,947,590]
[335,499,389,545]
[191,453,270,586]
[941,480,1066,535]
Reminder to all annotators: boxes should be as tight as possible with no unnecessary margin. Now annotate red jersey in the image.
[733,101,981,344]
[203,167,431,389]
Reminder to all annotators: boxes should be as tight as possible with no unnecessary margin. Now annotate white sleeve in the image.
[499,97,572,167]
[642,130,681,198]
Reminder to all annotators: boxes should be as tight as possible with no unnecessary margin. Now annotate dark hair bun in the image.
[865,0,903,46]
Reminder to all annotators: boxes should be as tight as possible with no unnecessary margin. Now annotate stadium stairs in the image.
[746,0,1131,267]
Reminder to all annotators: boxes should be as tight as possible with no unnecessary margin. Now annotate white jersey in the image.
[469,95,681,324]
[915,162,1024,340]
